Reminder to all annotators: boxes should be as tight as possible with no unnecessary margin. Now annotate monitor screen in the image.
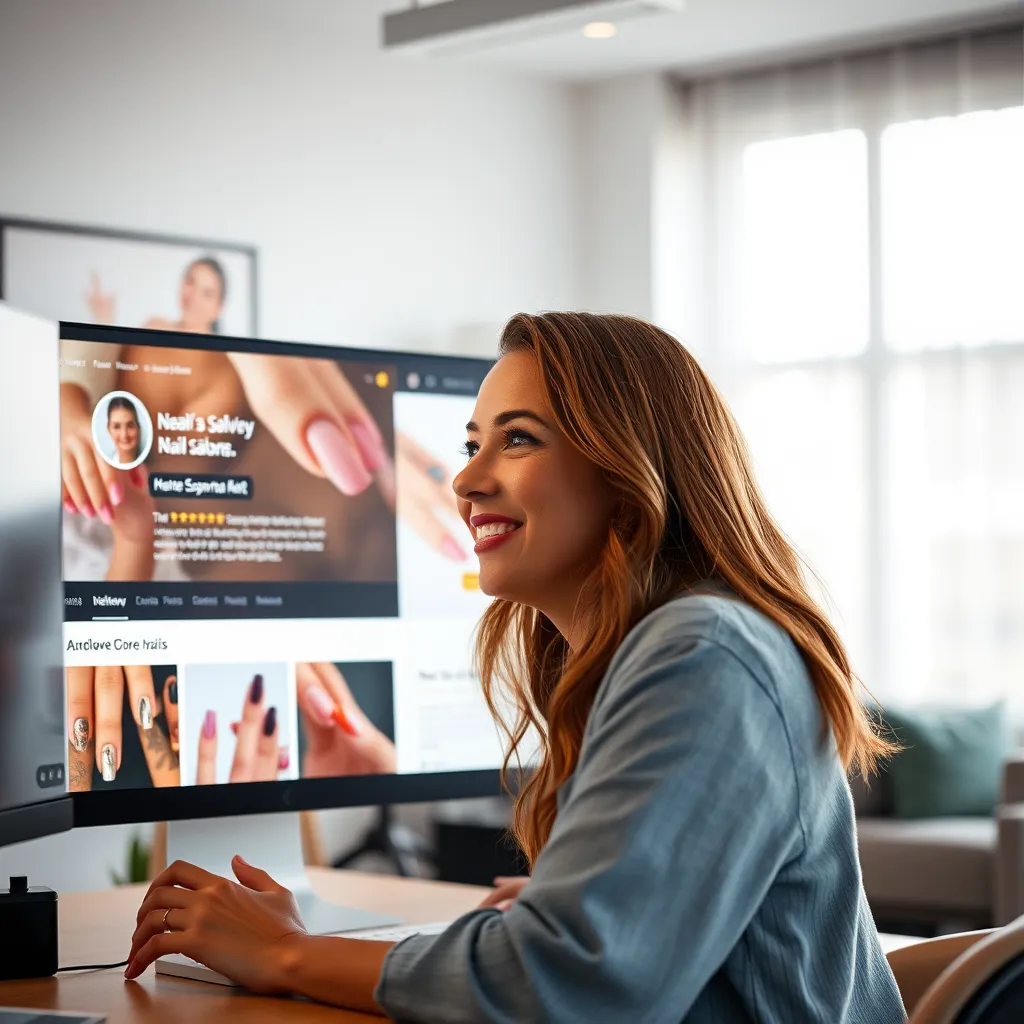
[59,323,503,824]
[0,306,71,847]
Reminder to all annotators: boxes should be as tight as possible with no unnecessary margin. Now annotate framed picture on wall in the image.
[0,217,258,336]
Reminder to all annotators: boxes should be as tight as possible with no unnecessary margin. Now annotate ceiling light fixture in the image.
[582,21,617,39]
[382,0,683,56]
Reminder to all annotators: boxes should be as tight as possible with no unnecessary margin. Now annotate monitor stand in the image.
[166,812,401,935]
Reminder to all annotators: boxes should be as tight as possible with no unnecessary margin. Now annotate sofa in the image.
[851,750,1024,929]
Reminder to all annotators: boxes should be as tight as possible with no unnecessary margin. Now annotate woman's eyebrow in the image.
[465,409,551,432]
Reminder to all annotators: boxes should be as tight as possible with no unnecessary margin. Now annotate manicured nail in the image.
[278,747,290,771]
[109,481,124,507]
[80,502,96,519]
[306,419,373,495]
[167,679,178,705]
[138,696,153,730]
[230,721,239,735]
[441,537,466,561]
[202,710,216,739]
[63,498,78,515]
[249,673,264,704]
[98,503,114,526]
[305,685,336,726]
[262,706,277,737]
[331,706,361,737]
[124,958,135,978]
[129,466,144,488]
[350,420,387,473]
[71,717,90,752]
[101,744,117,782]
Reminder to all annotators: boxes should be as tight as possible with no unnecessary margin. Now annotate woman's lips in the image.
[470,514,523,555]
[474,526,520,555]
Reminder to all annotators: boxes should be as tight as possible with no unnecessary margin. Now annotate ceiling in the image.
[379,0,1023,80]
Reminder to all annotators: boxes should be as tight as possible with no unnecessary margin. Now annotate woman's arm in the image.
[274,934,392,1015]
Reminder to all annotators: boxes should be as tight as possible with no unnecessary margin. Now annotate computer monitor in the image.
[58,321,500,930]
[0,306,72,849]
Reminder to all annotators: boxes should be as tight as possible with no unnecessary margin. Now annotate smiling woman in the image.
[126,312,904,1024]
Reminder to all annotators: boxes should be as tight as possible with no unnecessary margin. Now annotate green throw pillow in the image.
[882,702,1010,819]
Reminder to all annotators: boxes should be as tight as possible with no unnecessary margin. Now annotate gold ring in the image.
[162,907,172,932]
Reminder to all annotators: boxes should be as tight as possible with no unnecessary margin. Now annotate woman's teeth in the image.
[475,522,520,540]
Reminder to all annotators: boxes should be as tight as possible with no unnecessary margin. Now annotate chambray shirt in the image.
[375,591,906,1023]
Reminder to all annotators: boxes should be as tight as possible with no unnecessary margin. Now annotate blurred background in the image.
[1,0,1021,932]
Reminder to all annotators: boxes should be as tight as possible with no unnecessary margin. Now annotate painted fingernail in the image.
[80,502,96,519]
[167,679,178,704]
[202,710,216,739]
[441,537,467,561]
[262,706,277,737]
[278,747,290,771]
[331,706,361,737]
[101,743,117,782]
[71,717,90,752]
[129,465,144,487]
[109,481,124,506]
[63,498,78,515]
[350,421,387,473]
[305,685,335,726]
[98,503,114,525]
[230,721,239,735]
[249,673,264,704]
[138,696,153,730]
[306,419,373,495]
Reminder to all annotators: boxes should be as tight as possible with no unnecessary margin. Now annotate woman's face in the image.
[453,350,616,613]
[108,407,139,458]
[179,263,224,331]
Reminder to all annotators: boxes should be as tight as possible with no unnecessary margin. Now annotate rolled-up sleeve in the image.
[375,609,804,1023]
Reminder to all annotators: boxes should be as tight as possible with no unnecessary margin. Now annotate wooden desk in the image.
[0,869,488,1023]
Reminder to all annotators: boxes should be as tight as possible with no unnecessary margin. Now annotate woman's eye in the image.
[459,441,479,459]
[504,428,537,448]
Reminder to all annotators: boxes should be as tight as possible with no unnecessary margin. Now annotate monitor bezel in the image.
[60,320,505,826]
[0,796,73,848]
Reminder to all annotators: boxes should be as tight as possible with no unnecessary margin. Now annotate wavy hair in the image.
[476,312,893,867]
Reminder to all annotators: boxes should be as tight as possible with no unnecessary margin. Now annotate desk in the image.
[0,870,921,1021]
[0,869,489,1023]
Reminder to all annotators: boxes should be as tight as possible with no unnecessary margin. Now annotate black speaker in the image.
[0,876,59,980]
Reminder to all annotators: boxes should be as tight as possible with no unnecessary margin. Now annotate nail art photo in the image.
[138,695,153,730]
[71,717,90,752]
[249,673,264,704]
[101,744,117,782]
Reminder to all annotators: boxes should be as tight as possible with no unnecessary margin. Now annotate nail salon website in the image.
[59,330,502,793]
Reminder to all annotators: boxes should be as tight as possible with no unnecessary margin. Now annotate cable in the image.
[57,958,130,972]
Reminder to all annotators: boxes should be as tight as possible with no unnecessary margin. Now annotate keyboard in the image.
[154,921,451,987]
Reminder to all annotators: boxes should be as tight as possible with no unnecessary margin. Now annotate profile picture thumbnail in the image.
[91,390,153,470]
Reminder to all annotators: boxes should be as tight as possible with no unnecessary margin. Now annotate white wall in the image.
[0,0,584,891]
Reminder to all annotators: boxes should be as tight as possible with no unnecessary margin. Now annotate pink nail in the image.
[350,421,387,473]
[109,481,124,506]
[278,747,290,771]
[98,503,114,525]
[306,420,373,495]
[305,685,336,726]
[80,502,96,519]
[441,536,466,561]
[63,498,77,515]
[203,710,216,739]
[129,466,145,488]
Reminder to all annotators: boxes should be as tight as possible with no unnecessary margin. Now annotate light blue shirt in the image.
[376,591,906,1022]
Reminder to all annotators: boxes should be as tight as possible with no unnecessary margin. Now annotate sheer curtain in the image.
[681,26,1024,707]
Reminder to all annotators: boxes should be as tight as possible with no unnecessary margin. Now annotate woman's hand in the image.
[61,383,125,524]
[392,432,467,562]
[226,352,388,497]
[196,674,283,785]
[85,271,115,325]
[297,662,396,778]
[66,665,179,790]
[478,876,530,912]
[125,857,307,989]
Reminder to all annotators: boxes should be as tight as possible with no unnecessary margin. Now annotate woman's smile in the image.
[470,513,523,554]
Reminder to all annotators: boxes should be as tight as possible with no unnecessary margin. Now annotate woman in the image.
[126,313,905,1022]
[104,395,142,465]
[87,256,227,334]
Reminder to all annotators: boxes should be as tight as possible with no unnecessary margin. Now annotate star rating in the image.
[168,511,227,524]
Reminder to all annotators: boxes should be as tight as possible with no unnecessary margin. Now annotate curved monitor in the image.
[59,322,503,826]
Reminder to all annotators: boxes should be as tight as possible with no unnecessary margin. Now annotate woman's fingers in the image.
[66,666,95,792]
[125,928,186,980]
[196,711,217,785]
[254,707,280,782]
[93,665,124,782]
[227,353,373,495]
[133,883,197,930]
[61,445,95,519]
[316,360,388,472]
[396,439,466,561]
[122,665,157,734]
[164,674,179,753]
[229,674,266,783]
[309,662,361,737]
[68,437,115,524]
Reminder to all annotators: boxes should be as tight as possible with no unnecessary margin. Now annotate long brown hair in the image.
[476,312,892,867]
